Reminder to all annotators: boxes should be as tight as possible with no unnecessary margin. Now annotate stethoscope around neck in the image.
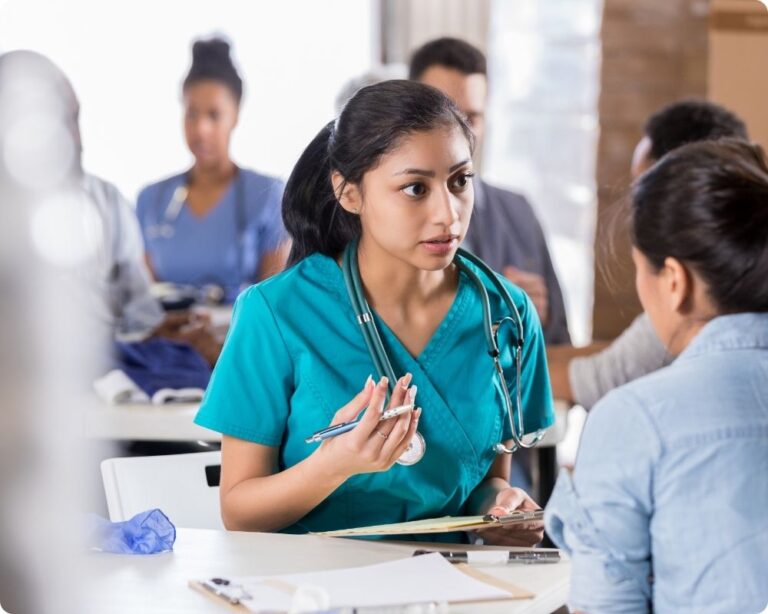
[144,168,248,304]
[341,239,545,459]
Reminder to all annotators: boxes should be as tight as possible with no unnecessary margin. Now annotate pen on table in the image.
[304,404,415,444]
[413,549,560,565]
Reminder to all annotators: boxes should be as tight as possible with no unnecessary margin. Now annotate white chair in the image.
[101,451,224,529]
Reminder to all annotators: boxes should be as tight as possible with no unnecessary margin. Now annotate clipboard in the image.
[188,553,534,612]
[313,510,545,537]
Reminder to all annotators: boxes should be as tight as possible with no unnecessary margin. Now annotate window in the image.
[485,0,602,344]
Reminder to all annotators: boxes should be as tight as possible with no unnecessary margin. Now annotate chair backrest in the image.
[101,451,223,529]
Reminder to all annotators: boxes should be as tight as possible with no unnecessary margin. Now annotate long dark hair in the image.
[632,139,768,313]
[282,80,474,265]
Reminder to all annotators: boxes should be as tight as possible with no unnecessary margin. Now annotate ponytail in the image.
[282,122,360,266]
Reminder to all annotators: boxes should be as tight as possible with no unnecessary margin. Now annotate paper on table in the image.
[193,553,522,612]
[314,514,528,537]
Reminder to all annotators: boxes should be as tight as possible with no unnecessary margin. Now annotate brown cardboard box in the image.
[708,0,768,147]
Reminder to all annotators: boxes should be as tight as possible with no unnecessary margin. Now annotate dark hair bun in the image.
[184,37,243,103]
[191,38,232,68]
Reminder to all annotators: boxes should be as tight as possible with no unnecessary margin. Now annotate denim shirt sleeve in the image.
[545,388,662,613]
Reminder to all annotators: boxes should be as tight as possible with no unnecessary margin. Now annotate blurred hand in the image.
[315,375,420,481]
[475,487,544,546]
[503,266,549,327]
[153,310,221,366]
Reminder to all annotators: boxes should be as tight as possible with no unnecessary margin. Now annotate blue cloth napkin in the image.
[87,509,176,554]
[115,337,211,396]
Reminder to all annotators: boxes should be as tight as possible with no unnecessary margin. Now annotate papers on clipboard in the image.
[313,510,544,537]
[190,553,532,612]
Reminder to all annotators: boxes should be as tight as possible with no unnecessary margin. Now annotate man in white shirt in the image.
[81,172,166,339]
[7,50,220,361]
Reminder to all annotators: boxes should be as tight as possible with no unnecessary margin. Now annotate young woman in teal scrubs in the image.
[195,81,554,544]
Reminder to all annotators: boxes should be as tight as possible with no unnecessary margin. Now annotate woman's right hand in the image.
[314,375,420,481]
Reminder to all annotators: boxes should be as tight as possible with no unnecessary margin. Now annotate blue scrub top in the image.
[136,168,285,303]
[195,253,554,539]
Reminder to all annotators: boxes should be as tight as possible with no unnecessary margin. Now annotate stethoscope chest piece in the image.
[396,431,426,466]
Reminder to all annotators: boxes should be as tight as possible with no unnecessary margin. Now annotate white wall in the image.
[0,0,376,200]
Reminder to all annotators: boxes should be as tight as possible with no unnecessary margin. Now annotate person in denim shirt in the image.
[545,139,768,613]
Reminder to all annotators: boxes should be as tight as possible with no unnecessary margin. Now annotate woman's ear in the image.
[662,257,692,314]
[331,171,362,214]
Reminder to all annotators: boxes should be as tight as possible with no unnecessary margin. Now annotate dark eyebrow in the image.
[449,159,472,172]
[393,159,472,177]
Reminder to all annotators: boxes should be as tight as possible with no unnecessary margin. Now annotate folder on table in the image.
[314,510,544,537]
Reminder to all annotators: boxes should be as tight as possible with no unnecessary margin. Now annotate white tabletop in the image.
[84,401,221,442]
[83,528,569,613]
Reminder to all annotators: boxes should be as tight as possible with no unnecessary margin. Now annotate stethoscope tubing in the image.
[150,167,250,298]
[342,238,544,454]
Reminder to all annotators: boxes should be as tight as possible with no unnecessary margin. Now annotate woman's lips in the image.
[420,236,458,255]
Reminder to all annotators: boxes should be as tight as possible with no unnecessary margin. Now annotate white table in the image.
[84,401,220,442]
[83,528,569,613]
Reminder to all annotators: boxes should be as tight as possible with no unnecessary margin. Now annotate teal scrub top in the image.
[195,253,554,539]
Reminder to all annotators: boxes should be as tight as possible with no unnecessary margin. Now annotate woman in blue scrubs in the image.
[195,81,555,543]
[137,38,287,304]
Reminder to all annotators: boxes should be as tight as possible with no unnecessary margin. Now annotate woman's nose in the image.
[432,188,460,226]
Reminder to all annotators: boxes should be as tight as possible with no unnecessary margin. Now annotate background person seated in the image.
[137,38,288,305]
[547,99,749,410]
[0,50,220,364]
[410,37,570,345]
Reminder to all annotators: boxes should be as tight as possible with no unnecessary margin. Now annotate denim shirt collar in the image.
[677,312,768,362]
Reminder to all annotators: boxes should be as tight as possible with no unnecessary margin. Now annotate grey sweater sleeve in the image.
[568,313,671,410]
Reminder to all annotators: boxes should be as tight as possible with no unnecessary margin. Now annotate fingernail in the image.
[365,375,373,388]
[408,385,418,404]
[378,376,388,388]
[401,373,412,389]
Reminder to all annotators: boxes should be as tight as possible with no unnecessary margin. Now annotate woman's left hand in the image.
[476,487,544,546]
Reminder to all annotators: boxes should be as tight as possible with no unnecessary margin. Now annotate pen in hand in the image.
[305,404,415,444]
